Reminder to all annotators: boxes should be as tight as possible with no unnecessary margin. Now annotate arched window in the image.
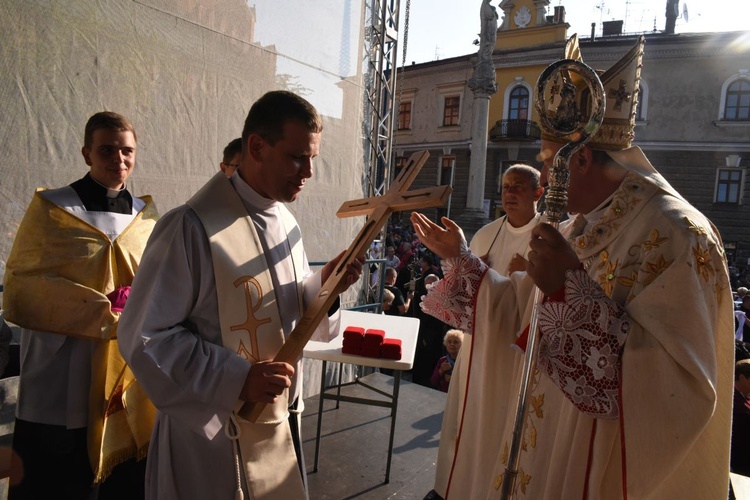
[724,79,750,121]
[635,80,649,122]
[718,72,750,122]
[508,86,529,120]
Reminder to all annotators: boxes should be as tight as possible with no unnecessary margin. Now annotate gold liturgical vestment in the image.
[3,189,159,481]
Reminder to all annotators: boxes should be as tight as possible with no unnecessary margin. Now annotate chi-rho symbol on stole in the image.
[231,276,272,362]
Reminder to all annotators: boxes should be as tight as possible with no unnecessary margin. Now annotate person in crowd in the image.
[397,241,415,271]
[220,137,242,178]
[383,266,412,317]
[384,245,401,271]
[431,329,464,393]
[413,35,732,499]
[3,111,159,499]
[410,272,450,388]
[732,359,750,478]
[382,288,395,314]
[118,91,362,499]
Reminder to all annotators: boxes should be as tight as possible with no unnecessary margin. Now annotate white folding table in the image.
[304,310,419,483]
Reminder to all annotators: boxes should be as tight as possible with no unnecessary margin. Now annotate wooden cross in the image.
[240,150,451,422]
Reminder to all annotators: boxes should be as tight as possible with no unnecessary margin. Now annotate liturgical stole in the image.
[187,173,306,498]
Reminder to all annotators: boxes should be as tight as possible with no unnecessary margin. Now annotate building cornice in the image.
[393,139,750,153]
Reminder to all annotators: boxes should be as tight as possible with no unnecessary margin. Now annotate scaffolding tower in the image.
[362,0,403,200]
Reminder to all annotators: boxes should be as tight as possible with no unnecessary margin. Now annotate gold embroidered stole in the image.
[187,173,305,498]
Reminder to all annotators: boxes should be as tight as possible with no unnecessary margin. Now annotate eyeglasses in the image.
[224,163,239,169]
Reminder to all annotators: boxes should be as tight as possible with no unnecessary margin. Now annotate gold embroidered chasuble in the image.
[187,173,306,498]
[423,171,733,499]
[3,189,159,481]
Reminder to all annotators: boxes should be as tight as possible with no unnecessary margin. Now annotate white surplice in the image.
[423,168,733,499]
[119,173,338,499]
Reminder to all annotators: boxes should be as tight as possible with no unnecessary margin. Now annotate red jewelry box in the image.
[380,338,402,360]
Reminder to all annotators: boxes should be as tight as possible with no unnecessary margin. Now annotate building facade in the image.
[392,0,750,280]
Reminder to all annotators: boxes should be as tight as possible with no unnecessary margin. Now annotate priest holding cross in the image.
[118,90,449,500]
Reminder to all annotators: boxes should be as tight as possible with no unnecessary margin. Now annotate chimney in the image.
[665,0,679,34]
[602,20,623,36]
[553,6,566,23]
[590,22,596,40]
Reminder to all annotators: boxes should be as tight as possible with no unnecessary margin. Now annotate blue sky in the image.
[401,0,750,64]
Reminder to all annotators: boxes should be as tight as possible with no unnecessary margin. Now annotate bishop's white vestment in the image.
[423,168,733,499]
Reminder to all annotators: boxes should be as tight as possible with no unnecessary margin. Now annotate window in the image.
[725,80,750,121]
[635,81,648,122]
[502,80,533,121]
[437,81,464,129]
[436,156,455,219]
[443,96,460,126]
[714,168,744,204]
[718,72,750,124]
[398,101,412,130]
[439,156,454,186]
[508,86,529,120]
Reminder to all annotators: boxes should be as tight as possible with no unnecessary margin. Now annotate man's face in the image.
[221,152,241,178]
[247,120,320,203]
[385,270,397,285]
[82,129,136,189]
[501,170,542,225]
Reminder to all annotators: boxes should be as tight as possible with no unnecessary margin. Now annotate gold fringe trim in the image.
[93,442,150,485]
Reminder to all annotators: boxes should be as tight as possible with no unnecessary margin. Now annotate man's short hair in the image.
[223,138,242,164]
[241,91,322,148]
[84,111,136,149]
[385,266,398,279]
[736,359,750,380]
[503,164,541,190]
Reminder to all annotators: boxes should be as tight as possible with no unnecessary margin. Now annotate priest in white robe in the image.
[118,91,362,500]
[413,36,733,499]
[430,164,544,499]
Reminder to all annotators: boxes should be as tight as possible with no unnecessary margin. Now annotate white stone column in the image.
[466,0,499,213]
[467,94,491,210]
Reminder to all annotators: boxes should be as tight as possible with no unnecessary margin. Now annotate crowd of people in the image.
[370,217,464,390]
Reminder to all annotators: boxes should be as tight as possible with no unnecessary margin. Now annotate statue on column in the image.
[469,0,498,95]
